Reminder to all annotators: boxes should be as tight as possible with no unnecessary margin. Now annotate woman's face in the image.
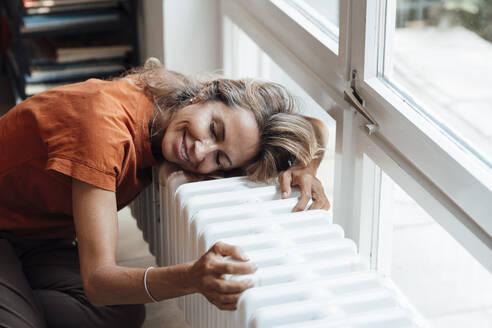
[161,101,260,174]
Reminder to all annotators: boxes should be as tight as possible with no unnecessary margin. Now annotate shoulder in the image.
[26,79,147,130]
[46,78,138,112]
[16,79,142,152]
[12,79,126,120]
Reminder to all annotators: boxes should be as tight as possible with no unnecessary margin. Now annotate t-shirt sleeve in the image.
[46,155,118,192]
[37,83,128,192]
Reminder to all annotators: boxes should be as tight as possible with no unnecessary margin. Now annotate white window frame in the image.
[222,0,349,105]
[221,0,492,272]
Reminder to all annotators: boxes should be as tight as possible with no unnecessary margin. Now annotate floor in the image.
[388,183,492,328]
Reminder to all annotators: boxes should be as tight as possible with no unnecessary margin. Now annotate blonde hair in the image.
[130,58,319,182]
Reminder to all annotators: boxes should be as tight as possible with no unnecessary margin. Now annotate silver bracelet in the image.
[144,266,158,303]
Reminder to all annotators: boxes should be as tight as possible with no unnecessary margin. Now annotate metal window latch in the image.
[343,71,379,135]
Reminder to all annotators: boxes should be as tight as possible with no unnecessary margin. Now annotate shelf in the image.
[2,0,139,101]
[26,61,127,83]
[23,71,122,96]
[22,0,123,16]
[19,10,130,37]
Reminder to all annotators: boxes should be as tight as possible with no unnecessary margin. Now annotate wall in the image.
[139,0,222,75]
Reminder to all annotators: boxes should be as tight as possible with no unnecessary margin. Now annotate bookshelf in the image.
[1,0,139,104]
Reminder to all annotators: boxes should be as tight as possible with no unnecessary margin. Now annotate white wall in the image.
[139,0,221,74]
[163,0,222,74]
[138,0,165,64]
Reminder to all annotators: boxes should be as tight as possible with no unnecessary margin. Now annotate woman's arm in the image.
[72,179,255,308]
[302,116,329,171]
[278,116,330,211]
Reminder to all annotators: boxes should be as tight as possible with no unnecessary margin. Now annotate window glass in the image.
[378,171,492,328]
[382,0,492,167]
[278,0,339,40]
[293,0,339,27]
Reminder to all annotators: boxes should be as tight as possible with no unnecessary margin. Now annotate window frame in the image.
[222,0,349,104]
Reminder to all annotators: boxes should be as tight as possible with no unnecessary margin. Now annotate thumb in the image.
[211,242,249,261]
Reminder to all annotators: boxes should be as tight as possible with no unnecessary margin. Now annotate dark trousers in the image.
[0,233,145,328]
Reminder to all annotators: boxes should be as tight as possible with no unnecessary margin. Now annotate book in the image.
[57,45,132,63]
[24,32,132,65]
[25,1,121,15]
[26,61,125,83]
[23,0,117,9]
[24,38,132,64]
[23,38,56,65]
[21,11,120,33]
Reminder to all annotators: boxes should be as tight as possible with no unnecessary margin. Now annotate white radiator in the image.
[131,169,427,328]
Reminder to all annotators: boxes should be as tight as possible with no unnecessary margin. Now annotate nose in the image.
[193,138,218,163]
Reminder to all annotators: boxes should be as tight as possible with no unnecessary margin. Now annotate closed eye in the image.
[211,119,232,169]
[210,122,217,139]
[210,122,222,167]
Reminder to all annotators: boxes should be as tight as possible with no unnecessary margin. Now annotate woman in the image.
[0,58,329,328]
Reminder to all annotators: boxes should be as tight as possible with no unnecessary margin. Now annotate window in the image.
[281,0,340,40]
[382,0,492,168]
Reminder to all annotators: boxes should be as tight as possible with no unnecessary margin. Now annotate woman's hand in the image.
[279,115,330,212]
[186,242,257,311]
[279,164,330,212]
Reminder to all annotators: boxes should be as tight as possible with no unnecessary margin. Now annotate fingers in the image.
[208,295,243,311]
[205,281,252,310]
[204,276,254,294]
[211,242,249,261]
[211,261,257,275]
[205,243,257,275]
[279,171,292,199]
[202,277,254,311]
[308,192,331,210]
[292,177,312,212]
[308,180,331,211]
[279,166,332,212]
[208,291,243,305]
[218,303,240,311]
[288,175,330,212]
[192,243,257,311]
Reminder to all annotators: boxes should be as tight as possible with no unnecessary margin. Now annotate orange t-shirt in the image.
[0,78,158,239]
